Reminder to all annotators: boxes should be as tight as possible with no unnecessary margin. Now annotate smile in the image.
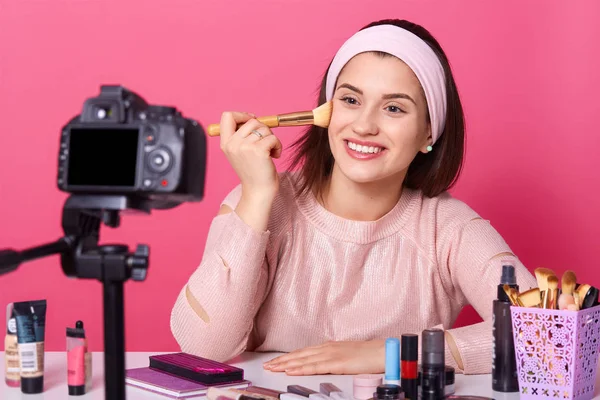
[346,140,384,154]
[344,140,386,160]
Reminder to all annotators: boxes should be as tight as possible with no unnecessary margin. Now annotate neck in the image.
[318,164,406,221]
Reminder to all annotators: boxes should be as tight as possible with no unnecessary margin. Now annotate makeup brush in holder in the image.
[207,101,333,136]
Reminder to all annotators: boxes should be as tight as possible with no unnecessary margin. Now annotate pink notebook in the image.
[126,367,251,399]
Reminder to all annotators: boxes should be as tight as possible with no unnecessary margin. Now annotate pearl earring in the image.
[426,145,433,152]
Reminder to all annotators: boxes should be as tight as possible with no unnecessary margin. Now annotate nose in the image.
[351,107,378,136]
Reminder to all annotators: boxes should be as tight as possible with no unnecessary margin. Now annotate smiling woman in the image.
[170,18,537,376]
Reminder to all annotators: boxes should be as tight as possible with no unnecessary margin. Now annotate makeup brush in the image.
[534,268,555,308]
[547,276,559,310]
[503,284,519,306]
[576,284,590,309]
[207,101,333,136]
[558,271,577,310]
[517,288,542,308]
[576,284,599,310]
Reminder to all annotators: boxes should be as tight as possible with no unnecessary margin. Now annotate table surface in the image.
[0,352,598,400]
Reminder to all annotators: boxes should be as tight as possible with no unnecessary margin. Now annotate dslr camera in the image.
[57,85,206,208]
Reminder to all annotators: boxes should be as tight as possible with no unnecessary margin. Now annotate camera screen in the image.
[67,127,139,187]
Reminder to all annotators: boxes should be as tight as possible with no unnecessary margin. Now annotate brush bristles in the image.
[517,288,542,308]
[313,101,333,128]
[562,270,577,295]
[534,268,555,291]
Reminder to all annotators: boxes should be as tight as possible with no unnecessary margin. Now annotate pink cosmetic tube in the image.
[66,321,87,396]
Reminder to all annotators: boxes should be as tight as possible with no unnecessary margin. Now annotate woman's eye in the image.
[386,105,404,113]
[341,96,358,105]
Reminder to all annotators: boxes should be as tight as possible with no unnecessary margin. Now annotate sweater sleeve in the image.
[439,217,537,374]
[169,184,280,362]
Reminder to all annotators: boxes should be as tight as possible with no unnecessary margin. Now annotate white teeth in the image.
[347,140,382,154]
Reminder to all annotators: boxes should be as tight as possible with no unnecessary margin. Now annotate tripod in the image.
[0,194,152,400]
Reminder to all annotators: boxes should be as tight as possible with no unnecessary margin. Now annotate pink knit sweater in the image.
[170,172,537,375]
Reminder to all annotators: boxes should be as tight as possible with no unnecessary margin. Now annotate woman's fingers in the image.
[219,111,255,143]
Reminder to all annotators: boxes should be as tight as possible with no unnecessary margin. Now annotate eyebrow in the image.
[337,83,417,105]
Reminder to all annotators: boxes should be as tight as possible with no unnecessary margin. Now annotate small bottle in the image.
[384,338,401,386]
[374,384,404,400]
[421,329,445,400]
[492,263,519,392]
[5,303,20,387]
[67,321,89,396]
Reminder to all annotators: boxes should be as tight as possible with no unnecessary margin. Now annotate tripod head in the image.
[1,85,208,399]
[0,194,151,280]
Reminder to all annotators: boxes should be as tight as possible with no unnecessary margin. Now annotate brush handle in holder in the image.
[510,304,600,400]
[207,115,280,136]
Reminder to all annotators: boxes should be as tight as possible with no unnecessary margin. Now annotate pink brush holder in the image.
[510,305,600,400]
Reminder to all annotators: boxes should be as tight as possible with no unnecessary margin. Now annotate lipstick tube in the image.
[401,334,418,400]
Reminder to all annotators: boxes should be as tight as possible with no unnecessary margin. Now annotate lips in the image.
[344,139,387,160]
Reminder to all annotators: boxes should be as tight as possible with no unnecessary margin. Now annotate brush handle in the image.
[207,115,280,137]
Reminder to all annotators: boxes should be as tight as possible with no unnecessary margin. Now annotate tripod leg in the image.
[103,280,126,400]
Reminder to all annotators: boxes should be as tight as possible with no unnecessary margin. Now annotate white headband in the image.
[325,24,447,144]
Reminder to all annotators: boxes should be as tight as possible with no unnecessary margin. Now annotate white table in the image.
[0,352,598,399]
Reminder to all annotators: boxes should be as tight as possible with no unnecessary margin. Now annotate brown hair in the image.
[286,19,465,199]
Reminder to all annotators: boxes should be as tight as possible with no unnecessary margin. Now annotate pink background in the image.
[1,0,599,352]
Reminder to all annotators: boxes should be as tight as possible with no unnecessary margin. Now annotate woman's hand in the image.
[219,112,283,232]
[220,111,282,200]
[262,340,385,375]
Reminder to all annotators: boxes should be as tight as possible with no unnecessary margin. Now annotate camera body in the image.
[57,85,206,207]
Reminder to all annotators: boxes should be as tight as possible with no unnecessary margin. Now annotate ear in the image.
[419,124,433,154]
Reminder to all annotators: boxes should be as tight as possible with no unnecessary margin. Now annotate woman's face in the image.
[327,52,432,185]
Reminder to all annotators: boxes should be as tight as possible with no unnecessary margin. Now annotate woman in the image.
[170,18,536,375]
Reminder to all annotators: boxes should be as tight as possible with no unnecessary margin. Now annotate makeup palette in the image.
[149,352,244,385]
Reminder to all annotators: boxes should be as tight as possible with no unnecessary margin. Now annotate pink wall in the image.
[1,0,599,352]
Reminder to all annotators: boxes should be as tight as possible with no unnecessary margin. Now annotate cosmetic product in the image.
[420,329,445,400]
[353,374,383,400]
[207,101,333,136]
[444,366,455,395]
[578,284,599,310]
[320,383,353,400]
[492,263,519,392]
[13,299,47,394]
[207,387,263,400]
[287,385,330,400]
[384,337,401,386]
[281,394,311,400]
[559,271,577,310]
[231,389,279,400]
[4,303,20,387]
[149,352,244,384]
[547,276,559,309]
[417,365,455,397]
[445,397,494,400]
[400,334,418,400]
[247,386,285,399]
[516,288,541,308]
[67,320,91,395]
[534,268,555,309]
[374,384,404,400]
